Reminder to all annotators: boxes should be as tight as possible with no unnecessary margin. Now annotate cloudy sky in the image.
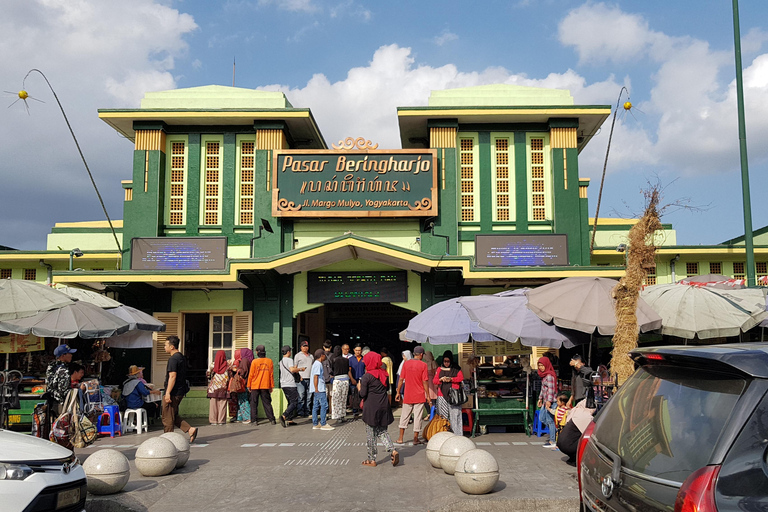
[2,0,767,250]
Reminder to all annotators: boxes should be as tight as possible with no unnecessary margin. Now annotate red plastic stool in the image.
[461,408,474,434]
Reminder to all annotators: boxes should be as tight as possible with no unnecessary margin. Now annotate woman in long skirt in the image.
[236,348,254,422]
[207,350,230,425]
[433,350,464,436]
[330,346,351,423]
[358,352,398,467]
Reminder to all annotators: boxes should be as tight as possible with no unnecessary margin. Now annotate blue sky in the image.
[2,0,767,250]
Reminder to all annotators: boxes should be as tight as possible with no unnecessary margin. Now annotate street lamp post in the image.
[732,0,756,287]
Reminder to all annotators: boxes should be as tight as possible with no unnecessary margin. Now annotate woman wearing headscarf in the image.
[423,351,439,401]
[536,356,558,448]
[207,350,230,425]
[358,351,398,467]
[433,350,464,435]
[233,348,254,422]
[330,345,354,424]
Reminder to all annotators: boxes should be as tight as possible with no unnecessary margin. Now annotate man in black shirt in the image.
[162,335,198,442]
[567,354,593,407]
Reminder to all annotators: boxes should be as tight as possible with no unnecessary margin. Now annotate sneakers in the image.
[312,425,322,429]
[320,424,335,431]
[542,442,556,448]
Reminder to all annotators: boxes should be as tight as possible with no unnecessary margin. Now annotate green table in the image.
[472,397,531,437]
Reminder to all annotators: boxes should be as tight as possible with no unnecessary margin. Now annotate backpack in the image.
[31,402,47,438]
[50,389,96,449]
[423,415,451,441]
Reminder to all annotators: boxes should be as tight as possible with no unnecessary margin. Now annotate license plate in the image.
[7,415,20,424]
[56,487,80,509]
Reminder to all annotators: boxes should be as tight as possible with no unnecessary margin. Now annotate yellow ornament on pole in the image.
[623,101,632,111]
[18,90,29,100]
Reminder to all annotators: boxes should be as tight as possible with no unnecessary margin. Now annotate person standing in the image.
[433,350,464,436]
[423,351,439,403]
[247,345,276,425]
[359,351,398,467]
[45,344,77,419]
[207,350,230,425]
[349,345,366,415]
[233,348,254,422]
[278,346,301,428]
[330,345,355,425]
[294,340,314,417]
[567,354,593,407]
[341,344,352,359]
[311,349,334,430]
[380,347,395,405]
[162,336,198,442]
[322,340,334,416]
[395,346,431,445]
[536,356,558,449]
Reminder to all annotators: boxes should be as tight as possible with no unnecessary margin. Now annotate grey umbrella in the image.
[57,286,122,308]
[0,300,130,339]
[0,279,75,321]
[526,276,663,335]
[458,294,588,349]
[107,305,166,332]
[403,297,502,344]
[676,274,746,290]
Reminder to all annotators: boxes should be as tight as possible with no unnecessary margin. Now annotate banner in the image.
[0,333,45,354]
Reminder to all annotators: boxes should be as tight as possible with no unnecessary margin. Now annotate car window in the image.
[593,365,746,482]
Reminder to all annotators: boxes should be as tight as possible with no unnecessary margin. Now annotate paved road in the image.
[82,416,579,512]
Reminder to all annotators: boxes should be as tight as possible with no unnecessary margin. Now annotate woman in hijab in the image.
[330,345,352,424]
[433,350,464,435]
[233,348,254,422]
[207,350,230,425]
[536,356,559,448]
[423,351,439,401]
[358,351,398,467]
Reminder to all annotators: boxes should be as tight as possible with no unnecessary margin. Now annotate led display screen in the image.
[475,234,569,267]
[131,237,228,270]
[307,271,408,303]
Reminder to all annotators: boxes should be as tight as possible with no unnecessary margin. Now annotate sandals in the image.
[391,450,400,466]
[188,427,198,443]
[362,459,377,467]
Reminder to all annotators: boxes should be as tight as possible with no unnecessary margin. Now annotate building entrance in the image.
[183,313,209,386]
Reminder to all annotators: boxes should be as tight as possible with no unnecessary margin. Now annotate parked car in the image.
[578,343,768,511]
[0,429,86,512]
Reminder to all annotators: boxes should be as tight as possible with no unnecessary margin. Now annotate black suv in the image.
[578,343,768,512]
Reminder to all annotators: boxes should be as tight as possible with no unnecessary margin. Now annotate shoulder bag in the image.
[228,371,246,394]
[282,360,301,383]
[447,383,468,406]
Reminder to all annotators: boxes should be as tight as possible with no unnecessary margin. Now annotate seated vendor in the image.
[69,363,87,392]
[122,365,161,419]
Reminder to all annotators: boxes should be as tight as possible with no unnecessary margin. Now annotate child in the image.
[549,393,570,443]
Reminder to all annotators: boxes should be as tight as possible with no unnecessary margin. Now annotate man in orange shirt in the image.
[247,344,275,425]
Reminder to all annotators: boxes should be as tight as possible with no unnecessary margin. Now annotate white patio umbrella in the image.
[57,285,165,332]
[0,300,130,339]
[0,279,75,321]
[641,284,768,339]
[57,285,122,308]
[403,297,502,344]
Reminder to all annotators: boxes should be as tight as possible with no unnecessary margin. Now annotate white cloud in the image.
[330,0,371,21]
[257,0,319,13]
[434,29,458,46]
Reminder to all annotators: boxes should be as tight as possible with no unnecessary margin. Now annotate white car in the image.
[0,429,86,512]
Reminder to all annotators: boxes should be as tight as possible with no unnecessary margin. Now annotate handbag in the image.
[207,372,228,395]
[228,372,246,394]
[447,384,468,406]
[282,360,301,383]
[423,416,450,441]
[71,414,96,449]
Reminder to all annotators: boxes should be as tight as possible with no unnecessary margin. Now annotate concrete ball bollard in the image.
[426,431,456,468]
[454,449,500,495]
[160,431,190,468]
[135,437,179,477]
[438,436,476,475]
[83,449,130,495]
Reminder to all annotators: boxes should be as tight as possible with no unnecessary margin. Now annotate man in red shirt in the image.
[395,346,432,445]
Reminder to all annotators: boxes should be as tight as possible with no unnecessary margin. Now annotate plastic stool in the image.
[97,405,122,437]
[123,408,148,434]
[533,410,547,436]
[461,408,474,434]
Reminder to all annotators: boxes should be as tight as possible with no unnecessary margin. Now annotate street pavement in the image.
[82,414,579,512]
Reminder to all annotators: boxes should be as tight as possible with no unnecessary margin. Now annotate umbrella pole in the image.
[472,338,479,413]
[588,334,594,367]
[4,354,8,372]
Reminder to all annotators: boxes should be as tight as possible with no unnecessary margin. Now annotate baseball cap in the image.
[413,346,425,355]
[54,344,77,358]
[281,346,292,355]
[300,340,309,347]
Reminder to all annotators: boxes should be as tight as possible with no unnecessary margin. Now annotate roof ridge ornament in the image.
[332,137,379,150]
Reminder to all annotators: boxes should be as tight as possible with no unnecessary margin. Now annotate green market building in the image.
[2,83,768,392]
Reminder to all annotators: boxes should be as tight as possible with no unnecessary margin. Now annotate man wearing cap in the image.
[122,365,161,418]
[278,346,301,427]
[311,349,334,430]
[395,346,431,445]
[247,345,276,425]
[46,344,77,418]
[293,340,314,417]
[567,354,594,407]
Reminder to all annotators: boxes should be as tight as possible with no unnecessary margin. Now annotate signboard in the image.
[272,150,438,217]
[307,271,408,303]
[473,340,531,357]
[131,237,227,270]
[0,333,45,354]
[475,234,569,267]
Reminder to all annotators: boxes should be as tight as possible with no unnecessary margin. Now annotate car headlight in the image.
[0,463,34,480]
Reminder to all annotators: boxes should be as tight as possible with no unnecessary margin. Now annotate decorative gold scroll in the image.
[332,137,379,150]
[277,198,302,211]
[408,198,432,210]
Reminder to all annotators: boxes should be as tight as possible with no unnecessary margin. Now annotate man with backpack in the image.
[45,344,76,419]
[567,354,593,407]
[162,336,198,442]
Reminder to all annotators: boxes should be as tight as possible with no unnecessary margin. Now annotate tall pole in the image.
[732,0,756,287]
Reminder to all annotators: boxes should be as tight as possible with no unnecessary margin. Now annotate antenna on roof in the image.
[232,56,236,87]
